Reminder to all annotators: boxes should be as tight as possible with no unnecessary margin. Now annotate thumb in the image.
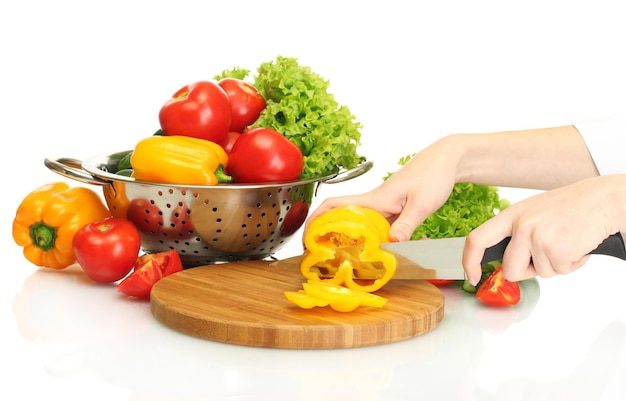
[389,204,423,242]
[389,220,415,242]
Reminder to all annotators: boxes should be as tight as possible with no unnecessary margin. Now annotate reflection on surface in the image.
[481,320,626,400]
[13,265,625,400]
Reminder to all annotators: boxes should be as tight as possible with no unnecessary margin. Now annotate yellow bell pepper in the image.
[300,205,397,293]
[12,182,111,269]
[130,135,232,185]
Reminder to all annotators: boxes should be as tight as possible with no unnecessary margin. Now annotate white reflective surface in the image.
[5,255,626,400]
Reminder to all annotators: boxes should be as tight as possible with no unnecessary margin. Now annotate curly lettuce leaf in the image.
[251,56,364,179]
[386,154,510,240]
[213,67,250,81]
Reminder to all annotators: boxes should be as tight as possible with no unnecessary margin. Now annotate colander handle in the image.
[321,160,374,184]
[44,157,111,186]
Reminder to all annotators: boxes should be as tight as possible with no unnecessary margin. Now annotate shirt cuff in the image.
[574,114,626,175]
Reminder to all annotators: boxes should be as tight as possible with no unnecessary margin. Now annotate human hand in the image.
[462,175,626,284]
[306,137,460,242]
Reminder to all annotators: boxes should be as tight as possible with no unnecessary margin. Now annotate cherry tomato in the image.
[476,265,521,306]
[228,127,304,183]
[117,250,183,298]
[158,81,232,143]
[218,78,266,132]
[73,217,142,283]
[218,131,242,154]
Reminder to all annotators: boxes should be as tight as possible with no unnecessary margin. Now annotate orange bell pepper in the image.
[12,182,111,269]
[300,205,397,293]
[130,135,232,185]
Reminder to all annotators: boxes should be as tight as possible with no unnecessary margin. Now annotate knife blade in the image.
[381,232,626,279]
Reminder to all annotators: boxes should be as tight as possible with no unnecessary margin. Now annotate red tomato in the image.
[228,127,304,183]
[117,250,183,298]
[280,200,310,237]
[126,198,164,235]
[73,217,142,283]
[166,202,194,239]
[476,265,521,306]
[158,81,232,143]
[218,78,266,132]
[427,279,457,286]
[218,131,242,154]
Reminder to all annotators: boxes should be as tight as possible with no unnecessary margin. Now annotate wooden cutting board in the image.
[150,260,445,349]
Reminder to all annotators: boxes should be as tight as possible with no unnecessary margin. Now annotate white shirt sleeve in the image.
[574,114,626,175]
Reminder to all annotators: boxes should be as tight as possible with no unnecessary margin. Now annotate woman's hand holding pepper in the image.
[309,136,460,243]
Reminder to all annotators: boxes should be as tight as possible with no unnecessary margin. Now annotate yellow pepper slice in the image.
[285,280,388,312]
[301,205,397,292]
[130,135,231,185]
[12,182,111,269]
[284,290,330,309]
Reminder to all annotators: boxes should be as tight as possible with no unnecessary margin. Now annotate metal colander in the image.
[45,151,372,267]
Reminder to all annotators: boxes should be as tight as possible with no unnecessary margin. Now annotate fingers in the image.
[464,202,595,283]
[304,194,371,228]
[499,233,538,282]
[388,199,426,242]
[464,209,565,284]
[463,218,513,285]
[504,240,591,282]
[304,190,427,244]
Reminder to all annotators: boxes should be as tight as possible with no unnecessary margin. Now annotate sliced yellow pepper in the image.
[285,280,388,312]
[12,182,111,269]
[284,290,330,309]
[300,205,397,292]
[130,135,231,185]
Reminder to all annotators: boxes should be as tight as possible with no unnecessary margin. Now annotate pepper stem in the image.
[215,165,233,184]
[29,222,57,252]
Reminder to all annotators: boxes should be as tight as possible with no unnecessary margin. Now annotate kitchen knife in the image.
[270,252,438,280]
[381,232,626,280]
[271,233,626,280]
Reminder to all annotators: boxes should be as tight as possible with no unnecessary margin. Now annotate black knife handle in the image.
[590,232,626,260]
[481,237,511,265]
[480,232,626,265]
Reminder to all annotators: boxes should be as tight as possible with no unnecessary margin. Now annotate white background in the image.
[4,0,626,256]
[2,1,626,399]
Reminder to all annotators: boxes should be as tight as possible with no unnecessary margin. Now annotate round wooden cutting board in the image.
[150,260,445,349]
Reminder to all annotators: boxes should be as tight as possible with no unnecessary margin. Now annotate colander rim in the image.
[81,150,360,189]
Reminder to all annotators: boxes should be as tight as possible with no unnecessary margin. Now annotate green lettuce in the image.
[213,67,250,81]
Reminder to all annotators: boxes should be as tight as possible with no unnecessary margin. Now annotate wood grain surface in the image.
[150,260,445,349]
